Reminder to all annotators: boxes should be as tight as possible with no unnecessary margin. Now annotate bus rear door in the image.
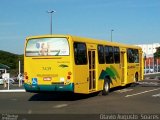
[87,44,97,92]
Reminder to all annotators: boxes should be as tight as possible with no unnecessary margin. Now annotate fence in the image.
[144,58,160,75]
[0,73,24,91]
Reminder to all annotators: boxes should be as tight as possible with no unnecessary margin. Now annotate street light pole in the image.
[111,29,114,42]
[47,10,55,34]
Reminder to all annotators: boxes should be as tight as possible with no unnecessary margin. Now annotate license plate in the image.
[43,77,52,81]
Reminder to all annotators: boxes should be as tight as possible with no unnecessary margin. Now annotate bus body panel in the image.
[24,57,74,92]
[73,65,89,93]
[120,48,128,86]
[24,35,74,92]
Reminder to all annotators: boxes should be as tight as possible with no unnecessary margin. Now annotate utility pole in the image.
[47,10,56,34]
[111,29,114,42]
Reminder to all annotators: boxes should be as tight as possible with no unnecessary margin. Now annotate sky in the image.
[0,0,160,54]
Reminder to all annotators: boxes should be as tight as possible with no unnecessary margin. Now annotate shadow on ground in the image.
[29,92,99,101]
[28,83,140,101]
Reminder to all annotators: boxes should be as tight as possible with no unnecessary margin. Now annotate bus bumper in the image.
[24,83,74,92]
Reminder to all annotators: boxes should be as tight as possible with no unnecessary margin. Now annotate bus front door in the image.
[88,49,96,91]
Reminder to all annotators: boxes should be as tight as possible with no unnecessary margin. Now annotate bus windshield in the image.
[25,38,69,56]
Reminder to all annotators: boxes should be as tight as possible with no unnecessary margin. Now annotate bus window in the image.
[74,42,87,65]
[105,46,114,64]
[98,45,105,64]
[26,38,69,56]
[134,49,139,63]
[127,49,134,63]
[114,47,120,63]
[127,49,139,63]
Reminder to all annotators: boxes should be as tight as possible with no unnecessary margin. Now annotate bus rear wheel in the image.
[134,73,138,82]
[102,79,110,95]
[130,73,138,87]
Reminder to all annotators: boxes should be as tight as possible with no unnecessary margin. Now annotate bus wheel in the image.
[131,73,138,87]
[102,79,110,95]
[134,73,138,82]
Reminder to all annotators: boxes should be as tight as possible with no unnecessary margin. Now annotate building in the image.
[136,43,160,58]
[136,43,160,68]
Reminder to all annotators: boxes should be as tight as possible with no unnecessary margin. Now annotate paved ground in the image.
[144,73,160,79]
[1,82,160,114]
[0,83,24,90]
[0,74,160,120]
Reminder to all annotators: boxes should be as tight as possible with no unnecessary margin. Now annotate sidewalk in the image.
[0,83,25,92]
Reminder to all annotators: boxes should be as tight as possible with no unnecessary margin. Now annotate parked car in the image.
[0,79,3,84]
[0,78,15,84]
[11,76,19,83]
[144,67,154,73]
[154,67,160,72]
[150,67,154,73]
[6,78,15,84]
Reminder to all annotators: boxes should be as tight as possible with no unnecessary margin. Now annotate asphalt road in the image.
[0,75,160,120]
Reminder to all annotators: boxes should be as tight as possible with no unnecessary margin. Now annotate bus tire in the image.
[135,73,138,82]
[102,79,110,95]
[131,73,138,87]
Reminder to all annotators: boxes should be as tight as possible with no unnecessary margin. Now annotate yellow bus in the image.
[24,35,144,95]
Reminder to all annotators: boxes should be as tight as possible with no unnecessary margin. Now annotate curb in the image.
[0,89,26,92]
[144,76,160,81]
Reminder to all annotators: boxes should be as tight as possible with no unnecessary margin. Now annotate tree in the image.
[0,50,24,74]
[154,47,160,59]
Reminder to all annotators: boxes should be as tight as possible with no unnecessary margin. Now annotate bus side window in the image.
[74,42,87,65]
[133,49,139,63]
[114,47,120,63]
[127,49,133,63]
[105,46,114,64]
[127,48,139,63]
[98,45,105,64]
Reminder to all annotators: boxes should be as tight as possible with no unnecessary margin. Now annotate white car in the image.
[2,78,15,84]
[0,79,3,84]
[150,68,154,73]
[144,67,154,73]
[7,78,15,84]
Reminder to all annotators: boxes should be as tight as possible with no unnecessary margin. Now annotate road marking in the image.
[152,93,160,97]
[11,98,17,101]
[0,89,26,92]
[53,104,68,108]
[115,89,133,93]
[125,88,160,98]
[138,82,159,86]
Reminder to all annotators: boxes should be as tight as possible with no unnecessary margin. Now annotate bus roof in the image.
[26,34,141,50]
